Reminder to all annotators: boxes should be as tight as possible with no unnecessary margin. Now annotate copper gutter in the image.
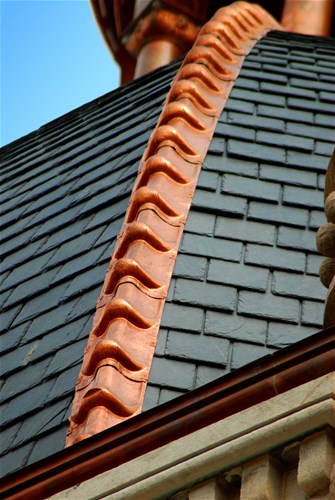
[1,327,334,499]
[281,0,334,36]
[66,1,282,446]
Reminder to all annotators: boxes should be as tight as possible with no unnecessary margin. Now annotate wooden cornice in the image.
[66,1,282,446]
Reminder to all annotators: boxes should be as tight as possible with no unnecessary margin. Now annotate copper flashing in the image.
[317,150,335,328]
[66,1,281,446]
[1,327,334,500]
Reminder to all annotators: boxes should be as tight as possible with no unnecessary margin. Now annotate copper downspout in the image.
[134,39,183,79]
[66,1,281,446]
[281,0,334,36]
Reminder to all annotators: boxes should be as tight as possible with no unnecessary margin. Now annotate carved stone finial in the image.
[316,150,335,328]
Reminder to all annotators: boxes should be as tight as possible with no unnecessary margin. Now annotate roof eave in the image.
[1,325,334,500]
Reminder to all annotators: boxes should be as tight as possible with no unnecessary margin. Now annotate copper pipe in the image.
[134,39,183,78]
[281,0,334,36]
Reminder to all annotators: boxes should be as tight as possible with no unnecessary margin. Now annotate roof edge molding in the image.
[66,1,282,446]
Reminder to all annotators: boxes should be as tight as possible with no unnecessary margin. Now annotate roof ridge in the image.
[65,0,282,445]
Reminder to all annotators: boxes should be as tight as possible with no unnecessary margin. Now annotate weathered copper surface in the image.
[66,1,281,446]
[2,327,334,499]
[281,0,333,36]
[317,151,335,328]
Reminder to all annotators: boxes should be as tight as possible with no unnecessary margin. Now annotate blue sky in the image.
[1,0,120,146]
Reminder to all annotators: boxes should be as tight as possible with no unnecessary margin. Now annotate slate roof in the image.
[1,30,334,478]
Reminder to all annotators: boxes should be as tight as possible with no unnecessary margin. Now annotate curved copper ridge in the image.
[66,1,281,446]
[316,150,335,328]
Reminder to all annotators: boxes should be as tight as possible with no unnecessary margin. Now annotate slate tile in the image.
[148,357,196,390]
[37,217,90,254]
[306,254,323,276]
[259,164,317,187]
[3,268,60,310]
[0,422,22,455]
[257,104,313,124]
[0,305,23,333]
[28,426,67,465]
[318,174,326,190]
[230,88,285,107]
[238,291,300,323]
[283,186,323,210]
[272,272,326,301]
[192,190,247,217]
[1,379,55,428]
[47,364,81,401]
[181,233,243,261]
[222,174,280,202]
[239,68,287,84]
[287,97,334,114]
[66,285,101,322]
[0,340,41,378]
[291,61,334,75]
[45,228,104,270]
[174,279,236,312]
[262,63,318,79]
[234,76,259,90]
[208,259,269,291]
[309,210,326,230]
[315,114,335,127]
[208,136,225,155]
[260,82,316,99]
[0,442,34,477]
[277,227,317,252]
[28,315,91,361]
[301,300,324,327]
[224,98,254,115]
[215,122,255,141]
[286,122,334,142]
[51,245,107,285]
[159,388,187,405]
[245,244,305,273]
[197,170,219,191]
[267,323,318,348]
[44,338,87,379]
[142,385,160,412]
[286,151,329,172]
[289,78,335,92]
[195,365,228,388]
[248,201,308,228]
[173,254,207,281]
[22,298,79,343]
[203,154,258,178]
[154,328,168,356]
[1,357,50,403]
[315,141,334,157]
[205,311,267,344]
[256,131,314,153]
[166,330,229,366]
[231,343,276,370]
[228,139,285,165]
[0,323,28,353]
[11,397,70,449]
[1,250,56,292]
[86,199,128,232]
[161,303,203,333]
[61,263,107,301]
[215,217,275,246]
[227,111,285,133]
[12,283,70,326]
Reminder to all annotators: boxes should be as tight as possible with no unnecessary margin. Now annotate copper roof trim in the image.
[66,1,281,446]
[1,327,334,500]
